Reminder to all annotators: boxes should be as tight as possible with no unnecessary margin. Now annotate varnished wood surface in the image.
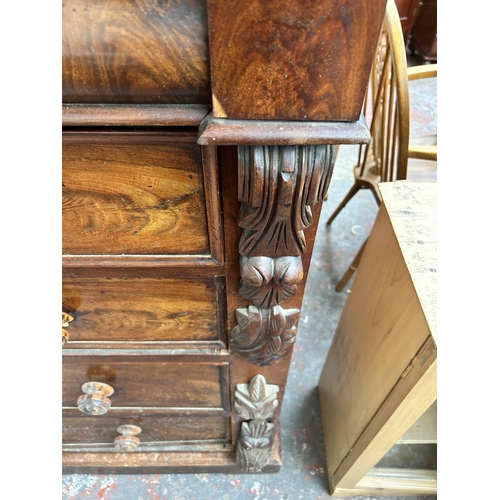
[63,413,229,444]
[207,0,386,121]
[62,276,225,343]
[198,114,370,146]
[62,359,225,408]
[62,131,210,256]
[62,104,210,127]
[62,0,211,104]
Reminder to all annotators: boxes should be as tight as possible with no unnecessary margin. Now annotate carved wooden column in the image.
[203,0,387,473]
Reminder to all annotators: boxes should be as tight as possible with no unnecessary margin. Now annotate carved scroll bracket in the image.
[235,374,279,472]
[233,145,337,365]
[238,145,336,258]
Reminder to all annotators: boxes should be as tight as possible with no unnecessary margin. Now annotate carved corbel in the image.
[238,145,336,258]
[233,145,336,364]
[235,374,279,472]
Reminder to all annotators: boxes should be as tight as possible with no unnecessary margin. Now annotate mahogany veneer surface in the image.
[62,0,211,104]
[62,277,224,343]
[62,131,210,256]
[207,0,386,121]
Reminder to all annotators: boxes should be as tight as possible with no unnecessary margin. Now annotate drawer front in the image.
[62,359,229,409]
[62,276,226,345]
[63,413,230,448]
[62,131,211,256]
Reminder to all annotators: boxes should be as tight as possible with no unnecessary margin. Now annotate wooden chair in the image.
[326,0,437,292]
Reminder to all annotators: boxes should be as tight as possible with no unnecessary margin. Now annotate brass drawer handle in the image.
[62,306,75,346]
[77,382,114,415]
[114,425,142,451]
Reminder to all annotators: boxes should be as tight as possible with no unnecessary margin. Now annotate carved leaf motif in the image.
[236,418,275,472]
[235,375,279,420]
[237,145,336,258]
[284,308,301,329]
[237,419,275,471]
[270,306,286,335]
[235,375,279,472]
[239,281,297,309]
[240,256,274,286]
[255,397,279,420]
[249,374,266,402]
[268,335,282,354]
[232,306,263,346]
[234,400,248,420]
[273,256,304,285]
[232,306,300,365]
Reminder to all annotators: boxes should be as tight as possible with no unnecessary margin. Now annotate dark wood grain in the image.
[62,131,210,256]
[62,104,210,127]
[62,277,224,343]
[198,114,371,146]
[201,146,225,263]
[207,0,387,121]
[62,359,224,408]
[63,413,229,444]
[62,0,211,104]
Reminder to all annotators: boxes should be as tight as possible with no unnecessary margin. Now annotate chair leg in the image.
[326,183,362,225]
[335,238,368,292]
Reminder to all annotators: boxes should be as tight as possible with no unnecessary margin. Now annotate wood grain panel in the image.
[63,413,229,444]
[62,0,211,104]
[318,201,434,488]
[62,277,222,343]
[62,359,224,408]
[207,0,386,121]
[62,131,210,255]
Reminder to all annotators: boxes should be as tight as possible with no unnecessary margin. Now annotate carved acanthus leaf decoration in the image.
[239,255,303,308]
[234,373,279,420]
[232,306,300,365]
[235,374,279,472]
[234,144,336,366]
[236,419,275,473]
[238,145,336,258]
[239,281,296,309]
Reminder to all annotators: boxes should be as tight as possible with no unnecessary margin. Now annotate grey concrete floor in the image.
[62,54,437,500]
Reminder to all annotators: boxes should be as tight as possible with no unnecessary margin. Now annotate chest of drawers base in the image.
[62,0,387,473]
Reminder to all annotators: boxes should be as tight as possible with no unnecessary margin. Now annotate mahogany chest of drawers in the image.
[62,0,386,473]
